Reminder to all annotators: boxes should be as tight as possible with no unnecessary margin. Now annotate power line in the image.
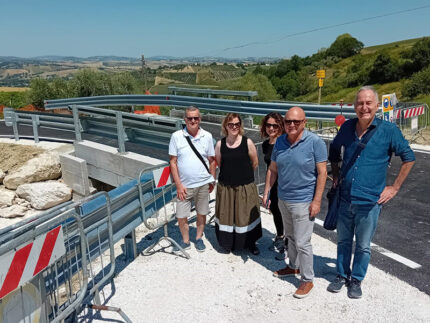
[221,5,430,52]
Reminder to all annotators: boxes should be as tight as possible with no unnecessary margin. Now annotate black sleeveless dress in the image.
[215,136,262,250]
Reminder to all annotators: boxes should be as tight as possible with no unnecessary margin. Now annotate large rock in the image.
[0,188,15,207]
[0,205,27,218]
[0,169,5,184]
[16,181,72,210]
[3,152,61,189]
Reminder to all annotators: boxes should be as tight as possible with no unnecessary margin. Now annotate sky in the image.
[1,0,429,59]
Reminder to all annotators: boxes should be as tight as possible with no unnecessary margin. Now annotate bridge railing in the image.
[44,94,358,120]
[3,106,183,151]
[168,86,258,99]
[0,164,176,322]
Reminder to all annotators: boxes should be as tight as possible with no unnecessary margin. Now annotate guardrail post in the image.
[71,105,82,141]
[11,112,19,141]
[124,229,137,261]
[115,111,126,154]
[31,115,39,143]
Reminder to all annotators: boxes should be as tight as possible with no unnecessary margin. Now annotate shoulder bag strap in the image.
[339,124,377,182]
[185,136,211,174]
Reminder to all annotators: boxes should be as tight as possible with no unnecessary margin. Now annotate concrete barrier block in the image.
[60,153,91,196]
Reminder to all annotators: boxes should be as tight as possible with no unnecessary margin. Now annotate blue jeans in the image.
[336,199,382,281]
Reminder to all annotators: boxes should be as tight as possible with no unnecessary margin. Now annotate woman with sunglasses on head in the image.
[214,113,262,255]
[260,112,287,258]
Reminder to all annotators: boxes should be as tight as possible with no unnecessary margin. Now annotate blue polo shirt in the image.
[329,118,415,205]
[271,130,327,203]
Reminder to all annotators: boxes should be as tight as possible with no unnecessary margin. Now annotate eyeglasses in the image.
[284,119,304,126]
[186,116,200,122]
[227,122,241,129]
[266,123,280,129]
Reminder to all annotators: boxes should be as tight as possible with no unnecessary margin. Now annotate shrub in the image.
[402,66,430,98]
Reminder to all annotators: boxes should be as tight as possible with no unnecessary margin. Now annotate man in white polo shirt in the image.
[169,106,216,252]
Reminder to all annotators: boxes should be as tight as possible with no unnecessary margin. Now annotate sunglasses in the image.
[284,119,304,126]
[266,123,280,129]
[227,122,241,129]
[186,116,200,121]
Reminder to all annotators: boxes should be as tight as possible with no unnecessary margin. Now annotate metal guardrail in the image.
[3,106,183,151]
[0,165,176,322]
[168,86,258,99]
[44,94,358,120]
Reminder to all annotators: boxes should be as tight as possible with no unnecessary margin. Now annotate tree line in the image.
[2,34,430,109]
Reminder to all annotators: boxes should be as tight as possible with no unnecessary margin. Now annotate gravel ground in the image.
[78,199,430,323]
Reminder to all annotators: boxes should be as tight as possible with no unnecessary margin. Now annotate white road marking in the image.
[314,218,422,269]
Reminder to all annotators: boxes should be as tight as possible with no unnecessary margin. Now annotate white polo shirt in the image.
[168,127,215,188]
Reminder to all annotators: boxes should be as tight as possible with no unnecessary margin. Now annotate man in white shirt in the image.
[169,106,216,252]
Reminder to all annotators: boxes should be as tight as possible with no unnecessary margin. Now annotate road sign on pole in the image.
[316,70,326,78]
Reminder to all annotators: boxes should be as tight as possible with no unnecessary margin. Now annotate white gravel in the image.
[79,201,430,323]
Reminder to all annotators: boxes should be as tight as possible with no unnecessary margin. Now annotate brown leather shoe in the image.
[273,266,300,278]
[293,281,314,299]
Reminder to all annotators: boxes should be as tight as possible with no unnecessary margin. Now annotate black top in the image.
[262,138,278,194]
[219,136,254,186]
[262,139,274,169]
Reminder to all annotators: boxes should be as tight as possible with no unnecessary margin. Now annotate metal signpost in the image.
[316,69,326,129]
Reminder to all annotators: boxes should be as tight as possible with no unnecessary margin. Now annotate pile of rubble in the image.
[0,150,72,220]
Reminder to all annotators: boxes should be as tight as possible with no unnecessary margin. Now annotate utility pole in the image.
[141,55,147,91]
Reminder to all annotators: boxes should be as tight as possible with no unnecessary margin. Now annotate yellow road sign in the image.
[319,78,324,87]
[316,70,325,78]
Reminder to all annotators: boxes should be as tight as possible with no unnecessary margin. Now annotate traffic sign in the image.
[335,115,346,127]
[319,78,324,87]
[316,70,325,78]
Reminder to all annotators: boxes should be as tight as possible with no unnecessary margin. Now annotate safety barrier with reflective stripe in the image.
[397,105,426,119]
[0,225,66,299]
[0,164,176,322]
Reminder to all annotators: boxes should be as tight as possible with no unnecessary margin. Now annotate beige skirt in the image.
[215,182,262,250]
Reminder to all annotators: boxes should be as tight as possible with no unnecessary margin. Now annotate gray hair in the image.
[185,106,200,117]
[355,86,379,105]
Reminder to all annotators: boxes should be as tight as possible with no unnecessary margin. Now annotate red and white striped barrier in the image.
[396,106,426,119]
[153,166,171,188]
[0,225,66,299]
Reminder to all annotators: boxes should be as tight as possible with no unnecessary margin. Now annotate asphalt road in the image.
[1,121,429,295]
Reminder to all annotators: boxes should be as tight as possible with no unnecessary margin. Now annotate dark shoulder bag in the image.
[324,125,377,230]
[185,136,211,174]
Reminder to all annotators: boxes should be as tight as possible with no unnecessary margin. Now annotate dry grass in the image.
[0,86,29,92]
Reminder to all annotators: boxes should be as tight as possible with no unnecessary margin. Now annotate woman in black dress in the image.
[215,113,262,255]
[260,112,287,255]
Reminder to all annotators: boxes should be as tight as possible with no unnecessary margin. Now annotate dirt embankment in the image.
[0,143,45,173]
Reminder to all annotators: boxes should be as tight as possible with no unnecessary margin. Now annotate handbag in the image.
[185,136,211,174]
[323,124,377,230]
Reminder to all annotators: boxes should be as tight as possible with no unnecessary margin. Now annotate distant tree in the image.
[228,73,278,101]
[274,55,303,78]
[277,71,301,100]
[29,70,138,108]
[326,34,364,58]
[253,65,264,75]
[368,53,400,84]
[402,65,430,98]
[401,37,430,75]
[110,72,137,94]
[29,78,54,108]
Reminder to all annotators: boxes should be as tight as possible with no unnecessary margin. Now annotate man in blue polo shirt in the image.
[327,86,415,299]
[263,107,327,299]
